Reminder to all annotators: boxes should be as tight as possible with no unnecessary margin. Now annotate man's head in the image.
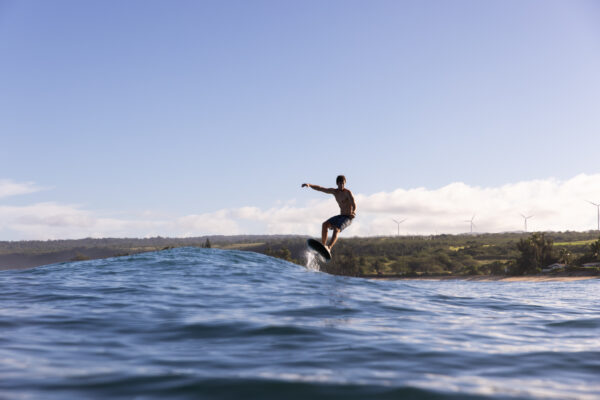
[336,175,346,188]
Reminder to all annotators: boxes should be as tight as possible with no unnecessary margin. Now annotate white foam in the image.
[303,249,322,272]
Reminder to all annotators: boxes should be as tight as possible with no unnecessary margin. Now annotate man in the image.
[302,175,356,251]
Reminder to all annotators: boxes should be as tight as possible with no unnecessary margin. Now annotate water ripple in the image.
[1,248,599,399]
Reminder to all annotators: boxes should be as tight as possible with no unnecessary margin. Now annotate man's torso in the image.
[334,189,353,215]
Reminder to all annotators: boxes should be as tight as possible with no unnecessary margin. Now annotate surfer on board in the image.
[302,175,356,251]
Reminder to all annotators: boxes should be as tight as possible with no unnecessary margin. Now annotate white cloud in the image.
[0,179,43,198]
[0,202,157,239]
[2,174,600,240]
[355,174,600,235]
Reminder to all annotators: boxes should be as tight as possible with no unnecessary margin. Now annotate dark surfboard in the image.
[307,238,332,261]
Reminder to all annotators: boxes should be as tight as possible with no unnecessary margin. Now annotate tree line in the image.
[2,232,600,276]
[244,232,600,277]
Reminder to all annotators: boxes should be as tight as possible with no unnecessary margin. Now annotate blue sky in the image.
[1,0,600,239]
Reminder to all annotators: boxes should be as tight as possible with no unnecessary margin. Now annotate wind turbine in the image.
[520,214,534,232]
[392,218,407,236]
[464,215,476,234]
[587,201,600,231]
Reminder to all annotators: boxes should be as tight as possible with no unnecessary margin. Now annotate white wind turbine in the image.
[464,215,476,234]
[520,213,534,232]
[587,201,600,231]
[392,218,407,236]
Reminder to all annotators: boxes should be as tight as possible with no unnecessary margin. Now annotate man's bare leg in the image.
[321,222,330,246]
[327,228,340,249]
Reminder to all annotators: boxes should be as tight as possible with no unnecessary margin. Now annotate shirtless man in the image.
[302,175,356,251]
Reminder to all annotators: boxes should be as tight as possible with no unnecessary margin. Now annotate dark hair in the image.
[336,175,346,185]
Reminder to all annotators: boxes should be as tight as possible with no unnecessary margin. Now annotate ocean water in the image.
[1,248,599,400]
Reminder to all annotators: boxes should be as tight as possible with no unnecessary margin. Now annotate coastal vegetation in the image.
[310,232,600,277]
[238,231,600,277]
[2,232,600,277]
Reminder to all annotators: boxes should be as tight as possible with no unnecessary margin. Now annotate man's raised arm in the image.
[302,183,336,194]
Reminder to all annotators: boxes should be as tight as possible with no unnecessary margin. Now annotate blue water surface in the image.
[1,248,599,399]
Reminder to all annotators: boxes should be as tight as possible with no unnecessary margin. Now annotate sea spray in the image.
[303,249,321,271]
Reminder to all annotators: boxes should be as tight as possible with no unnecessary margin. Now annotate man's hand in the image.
[302,183,334,194]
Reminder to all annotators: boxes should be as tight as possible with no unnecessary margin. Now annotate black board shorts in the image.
[326,215,353,232]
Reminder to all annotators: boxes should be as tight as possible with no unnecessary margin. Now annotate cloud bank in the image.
[1,174,600,240]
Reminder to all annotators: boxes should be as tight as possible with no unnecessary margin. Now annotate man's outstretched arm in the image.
[302,183,336,194]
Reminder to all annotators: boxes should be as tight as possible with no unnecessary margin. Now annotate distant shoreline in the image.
[2,234,600,281]
[361,274,599,282]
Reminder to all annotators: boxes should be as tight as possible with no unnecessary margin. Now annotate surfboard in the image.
[307,238,332,261]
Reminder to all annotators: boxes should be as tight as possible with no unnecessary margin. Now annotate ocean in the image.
[1,248,598,399]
